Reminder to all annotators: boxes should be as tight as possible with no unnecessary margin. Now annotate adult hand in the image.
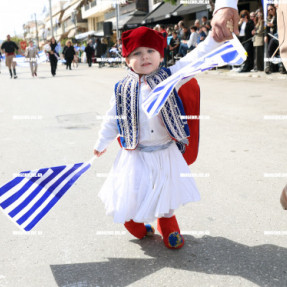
[211,7,240,42]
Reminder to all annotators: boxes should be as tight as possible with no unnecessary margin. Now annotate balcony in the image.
[81,0,114,19]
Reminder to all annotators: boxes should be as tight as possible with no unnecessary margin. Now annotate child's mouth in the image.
[142,63,151,67]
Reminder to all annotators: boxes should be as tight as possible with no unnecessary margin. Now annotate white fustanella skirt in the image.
[98,141,200,223]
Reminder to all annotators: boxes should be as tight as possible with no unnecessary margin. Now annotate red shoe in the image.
[124,220,154,239]
[157,216,184,249]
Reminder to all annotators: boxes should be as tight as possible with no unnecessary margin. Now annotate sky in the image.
[0,0,60,41]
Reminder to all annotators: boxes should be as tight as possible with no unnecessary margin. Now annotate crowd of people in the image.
[1,3,286,78]
[152,4,285,74]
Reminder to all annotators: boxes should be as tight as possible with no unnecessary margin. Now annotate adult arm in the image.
[211,0,239,42]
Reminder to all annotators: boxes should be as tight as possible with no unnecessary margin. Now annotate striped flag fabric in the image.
[142,34,247,119]
[0,158,94,231]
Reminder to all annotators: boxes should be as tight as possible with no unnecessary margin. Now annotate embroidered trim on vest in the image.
[115,70,139,149]
[115,68,189,150]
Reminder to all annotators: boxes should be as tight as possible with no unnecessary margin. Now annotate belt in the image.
[136,141,173,152]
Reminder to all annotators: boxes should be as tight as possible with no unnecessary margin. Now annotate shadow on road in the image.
[50,235,287,287]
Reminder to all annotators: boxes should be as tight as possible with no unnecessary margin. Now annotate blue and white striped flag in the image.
[142,34,247,118]
[0,158,95,231]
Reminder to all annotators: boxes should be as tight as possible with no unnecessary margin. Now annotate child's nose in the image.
[142,52,149,59]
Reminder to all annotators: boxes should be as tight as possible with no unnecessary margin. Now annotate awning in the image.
[172,4,208,16]
[55,35,61,41]
[68,27,77,38]
[94,30,104,37]
[125,13,147,29]
[75,30,96,40]
[62,1,82,22]
[106,13,133,30]
[52,12,62,25]
[142,2,181,24]
[107,10,147,30]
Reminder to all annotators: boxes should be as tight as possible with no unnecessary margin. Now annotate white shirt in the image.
[214,0,238,14]
[94,35,222,152]
[239,21,246,36]
[187,32,198,48]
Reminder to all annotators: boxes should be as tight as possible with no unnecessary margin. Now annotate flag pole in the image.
[88,156,97,165]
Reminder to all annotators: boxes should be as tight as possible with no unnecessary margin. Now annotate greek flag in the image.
[143,34,247,118]
[0,159,94,231]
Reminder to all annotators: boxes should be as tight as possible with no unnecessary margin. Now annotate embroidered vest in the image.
[114,67,190,150]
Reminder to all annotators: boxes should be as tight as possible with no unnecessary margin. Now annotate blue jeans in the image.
[178,43,188,56]
[178,43,195,56]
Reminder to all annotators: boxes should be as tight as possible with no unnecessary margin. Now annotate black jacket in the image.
[239,20,255,42]
[85,45,95,57]
[63,46,75,59]
[1,41,18,53]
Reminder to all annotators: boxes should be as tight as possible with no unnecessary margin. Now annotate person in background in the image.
[73,43,79,68]
[62,40,75,70]
[159,24,168,67]
[178,21,186,39]
[264,4,278,74]
[201,16,211,30]
[176,26,198,58]
[101,38,108,58]
[174,24,179,35]
[85,39,95,67]
[166,26,173,36]
[250,11,256,24]
[252,9,264,71]
[153,24,160,32]
[238,10,255,72]
[168,31,180,65]
[25,40,39,77]
[194,19,200,31]
[47,37,59,76]
[199,26,208,42]
[1,34,19,79]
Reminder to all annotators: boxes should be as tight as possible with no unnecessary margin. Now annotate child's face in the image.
[126,47,163,75]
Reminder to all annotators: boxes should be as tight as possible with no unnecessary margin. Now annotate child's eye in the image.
[148,49,155,53]
[133,52,141,56]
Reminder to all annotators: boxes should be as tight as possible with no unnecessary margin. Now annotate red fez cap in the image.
[121,26,166,57]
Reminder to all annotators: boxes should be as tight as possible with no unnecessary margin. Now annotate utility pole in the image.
[115,0,120,45]
[48,0,54,38]
[34,13,39,48]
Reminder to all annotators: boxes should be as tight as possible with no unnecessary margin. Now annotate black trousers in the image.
[87,55,92,67]
[254,45,264,71]
[49,55,58,76]
[242,41,254,71]
[65,57,73,69]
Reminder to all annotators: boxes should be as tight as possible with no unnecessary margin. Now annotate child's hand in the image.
[94,149,107,157]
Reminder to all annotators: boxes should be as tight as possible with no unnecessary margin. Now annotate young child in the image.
[94,27,220,249]
[25,40,39,77]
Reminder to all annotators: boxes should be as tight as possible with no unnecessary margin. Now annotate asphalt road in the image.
[0,62,287,287]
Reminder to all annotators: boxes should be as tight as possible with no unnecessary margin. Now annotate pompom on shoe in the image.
[157,216,185,249]
[124,220,155,239]
[167,232,184,249]
[145,224,155,236]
